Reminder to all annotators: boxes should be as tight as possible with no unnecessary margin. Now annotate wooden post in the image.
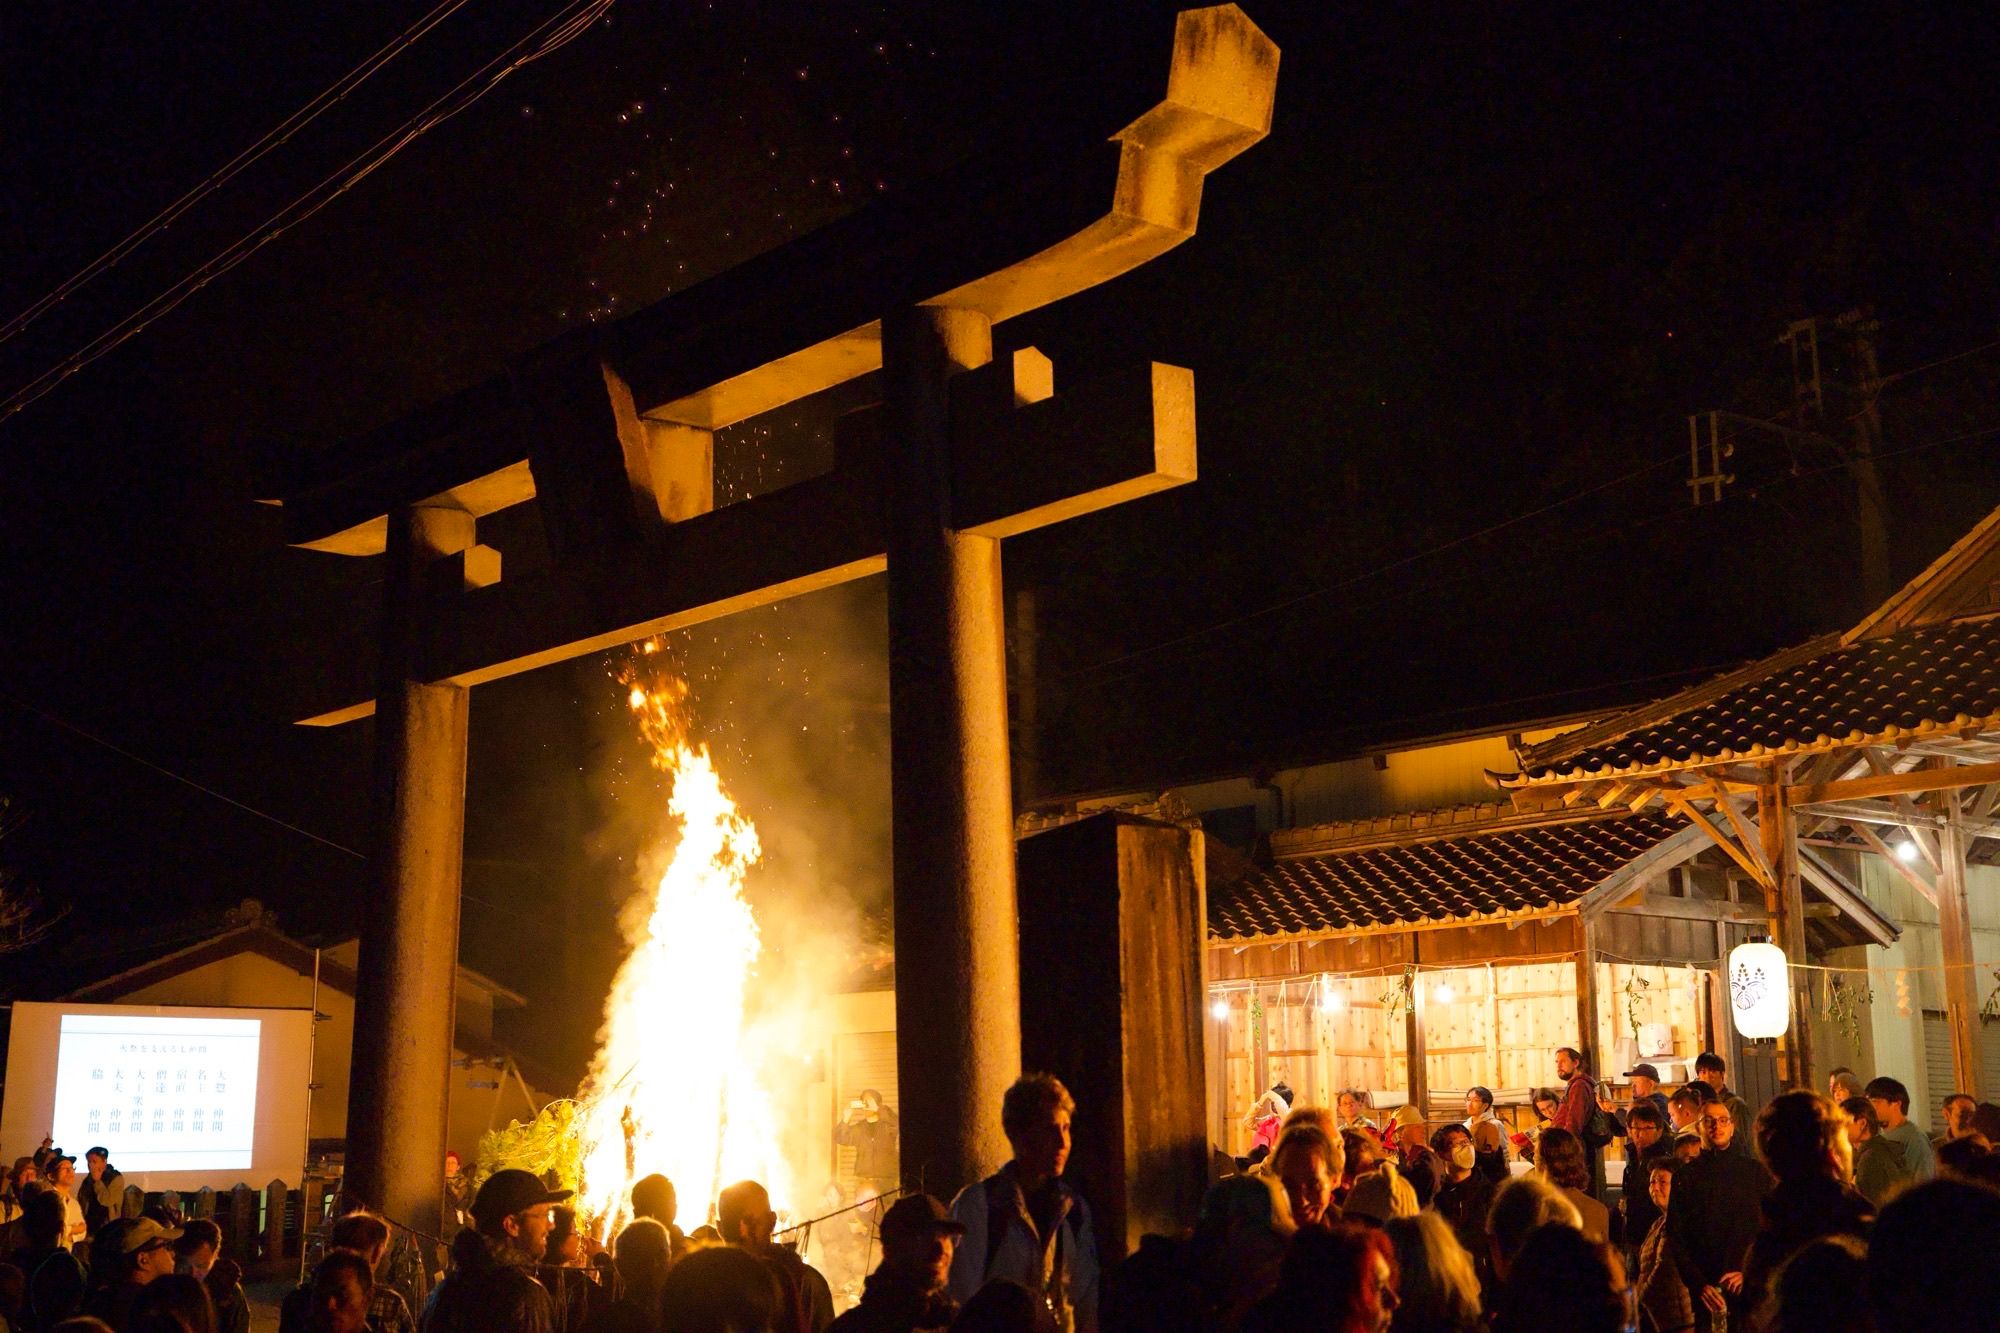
[1015,812,1209,1265]
[1406,938,1428,1118]
[228,1183,257,1262]
[346,503,474,1239]
[1937,799,1983,1100]
[1576,918,1600,1069]
[263,1180,289,1267]
[883,304,1023,1196]
[1758,780,1813,1088]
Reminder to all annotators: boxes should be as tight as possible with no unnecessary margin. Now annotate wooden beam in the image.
[1758,781,1812,1090]
[1715,792,1776,882]
[1794,799,2000,841]
[1862,749,1943,870]
[1406,936,1429,1119]
[1599,892,1767,924]
[1848,823,1938,907]
[1788,760,2000,805]
[1797,848,1901,949]
[1577,822,1714,921]
[1665,793,1774,890]
[1937,806,1984,1100]
[1576,917,1601,1074]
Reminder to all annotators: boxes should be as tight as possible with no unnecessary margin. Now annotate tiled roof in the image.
[1517,616,2000,781]
[1208,811,1690,942]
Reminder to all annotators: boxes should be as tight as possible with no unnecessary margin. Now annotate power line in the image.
[1053,447,1684,685]
[0,0,476,350]
[0,0,618,427]
[1880,336,2000,387]
[1055,415,2000,692]
[1,690,364,860]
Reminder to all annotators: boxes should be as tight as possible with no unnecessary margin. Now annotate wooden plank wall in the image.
[1208,909,1730,1148]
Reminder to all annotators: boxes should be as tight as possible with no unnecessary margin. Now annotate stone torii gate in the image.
[274,7,1277,1236]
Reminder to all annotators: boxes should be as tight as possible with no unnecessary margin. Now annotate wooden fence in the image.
[112,1174,337,1277]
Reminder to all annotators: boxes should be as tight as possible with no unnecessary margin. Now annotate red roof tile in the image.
[1209,811,1690,941]
[1518,616,2000,781]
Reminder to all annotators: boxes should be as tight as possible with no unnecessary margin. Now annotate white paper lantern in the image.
[1728,939,1790,1039]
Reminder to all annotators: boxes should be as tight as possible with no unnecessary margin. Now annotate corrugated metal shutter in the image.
[1922,1011,1956,1134]
[1920,1013,2000,1131]
[834,1031,899,1191]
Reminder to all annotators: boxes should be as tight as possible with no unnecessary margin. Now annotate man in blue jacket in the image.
[947,1074,1099,1333]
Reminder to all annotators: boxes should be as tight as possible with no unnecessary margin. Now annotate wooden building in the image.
[1203,802,1891,1153]
[61,900,557,1163]
[1067,501,2000,1153]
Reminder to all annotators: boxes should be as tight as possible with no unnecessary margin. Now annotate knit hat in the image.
[1343,1161,1418,1223]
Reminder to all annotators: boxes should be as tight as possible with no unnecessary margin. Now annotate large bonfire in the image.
[569,646,792,1237]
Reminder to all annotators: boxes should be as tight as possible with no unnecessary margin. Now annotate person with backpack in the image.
[946,1074,1100,1333]
[1550,1046,1614,1194]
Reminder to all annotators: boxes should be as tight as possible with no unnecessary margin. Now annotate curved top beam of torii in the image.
[277,6,1276,554]
[278,5,1278,726]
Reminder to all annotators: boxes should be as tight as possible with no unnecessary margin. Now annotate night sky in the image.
[4,2,1997,1073]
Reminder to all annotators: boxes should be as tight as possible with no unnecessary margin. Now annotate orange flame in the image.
[573,648,791,1236]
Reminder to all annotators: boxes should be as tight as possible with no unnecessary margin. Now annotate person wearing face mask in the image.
[1428,1125,1495,1289]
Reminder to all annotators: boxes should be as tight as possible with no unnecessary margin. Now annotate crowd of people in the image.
[0,1141,250,1333]
[5,1051,2000,1333]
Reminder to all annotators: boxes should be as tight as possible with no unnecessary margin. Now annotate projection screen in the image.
[2,1001,314,1190]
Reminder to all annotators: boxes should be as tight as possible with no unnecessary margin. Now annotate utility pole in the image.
[1690,314,1893,603]
[1835,310,1893,605]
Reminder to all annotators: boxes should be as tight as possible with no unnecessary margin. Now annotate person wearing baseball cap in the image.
[1598,1062,1673,1147]
[424,1169,570,1333]
[83,1215,181,1327]
[1387,1104,1444,1207]
[828,1194,965,1333]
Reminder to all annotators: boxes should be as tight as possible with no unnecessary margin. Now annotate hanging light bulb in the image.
[1894,839,1921,863]
[1434,981,1456,1005]
[1210,997,1231,1022]
[1319,986,1345,1015]
[1728,937,1790,1038]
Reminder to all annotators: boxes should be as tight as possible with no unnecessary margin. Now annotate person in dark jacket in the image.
[78,1150,124,1237]
[583,1218,670,1333]
[1633,1157,1692,1333]
[1838,1096,1911,1206]
[631,1175,689,1266]
[9,1189,86,1328]
[176,1218,250,1333]
[1601,1065,1674,1146]
[1614,1103,1675,1252]
[827,1194,961,1333]
[1427,1124,1493,1288]
[1867,1178,2000,1332]
[1666,1095,1772,1333]
[83,1216,181,1329]
[835,1093,900,1198]
[717,1180,834,1333]
[1738,1091,1872,1322]
[419,1169,566,1333]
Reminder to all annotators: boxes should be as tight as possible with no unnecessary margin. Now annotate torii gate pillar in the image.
[346,503,476,1238]
[883,306,1022,1192]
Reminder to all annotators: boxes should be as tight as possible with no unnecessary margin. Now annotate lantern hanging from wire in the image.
[1728,938,1790,1039]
